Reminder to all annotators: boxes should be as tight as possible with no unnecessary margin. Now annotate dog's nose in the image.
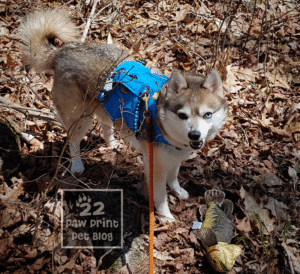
[188,130,201,141]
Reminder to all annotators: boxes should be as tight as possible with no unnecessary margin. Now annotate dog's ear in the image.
[167,70,188,94]
[203,69,224,98]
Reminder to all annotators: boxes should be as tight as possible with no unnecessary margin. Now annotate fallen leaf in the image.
[170,247,194,260]
[118,264,139,274]
[269,126,292,139]
[0,207,22,228]
[0,181,23,202]
[154,250,175,261]
[282,242,300,274]
[31,257,45,271]
[254,173,284,187]
[265,197,289,221]
[285,102,300,133]
[0,234,14,260]
[265,71,290,89]
[288,166,298,183]
[240,186,276,233]
[175,4,192,22]
[235,216,252,233]
[221,128,239,139]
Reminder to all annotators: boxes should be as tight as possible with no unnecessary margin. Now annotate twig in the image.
[221,0,243,52]
[97,248,114,269]
[156,1,201,66]
[112,2,144,38]
[263,0,270,95]
[94,10,117,22]
[93,2,112,19]
[9,73,53,110]
[46,132,70,193]
[57,0,75,9]
[0,97,61,125]
[81,0,99,42]
[242,0,257,53]
[212,0,234,65]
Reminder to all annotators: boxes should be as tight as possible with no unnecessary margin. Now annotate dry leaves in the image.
[0,0,299,273]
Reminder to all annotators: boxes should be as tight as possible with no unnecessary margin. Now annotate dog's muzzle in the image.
[189,141,203,150]
[188,130,203,149]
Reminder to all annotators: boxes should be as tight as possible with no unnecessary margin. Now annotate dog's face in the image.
[157,69,228,150]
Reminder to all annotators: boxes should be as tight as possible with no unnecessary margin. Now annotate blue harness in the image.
[97,61,170,145]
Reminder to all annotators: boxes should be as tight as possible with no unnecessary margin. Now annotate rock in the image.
[108,235,148,273]
[0,116,21,173]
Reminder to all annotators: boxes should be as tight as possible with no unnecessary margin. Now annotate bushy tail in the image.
[19,9,79,72]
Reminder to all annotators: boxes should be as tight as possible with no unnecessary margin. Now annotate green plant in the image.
[255,214,276,255]
[280,218,291,243]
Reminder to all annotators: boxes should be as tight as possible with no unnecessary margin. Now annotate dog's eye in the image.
[204,112,212,119]
[178,113,189,120]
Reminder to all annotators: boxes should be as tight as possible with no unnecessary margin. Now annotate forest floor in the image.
[0,0,300,273]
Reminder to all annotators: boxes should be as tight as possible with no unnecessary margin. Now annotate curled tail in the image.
[19,9,79,72]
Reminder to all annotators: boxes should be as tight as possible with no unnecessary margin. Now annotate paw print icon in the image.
[76,194,92,216]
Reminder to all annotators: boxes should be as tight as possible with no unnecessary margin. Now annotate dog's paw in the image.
[175,187,189,199]
[108,140,118,150]
[70,157,85,174]
[168,180,189,199]
[160,213,176,224]
[169,184,189,199]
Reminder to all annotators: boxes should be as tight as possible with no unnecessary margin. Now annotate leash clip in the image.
[142,90,151,117]
[142,89,154,143]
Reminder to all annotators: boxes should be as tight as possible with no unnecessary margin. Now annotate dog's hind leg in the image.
[68,117,93,174]
[95,109,117,149]
[53,83,94,174]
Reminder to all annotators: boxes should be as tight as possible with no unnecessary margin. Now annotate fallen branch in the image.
[81,0,99,42]
[0,96,61,125]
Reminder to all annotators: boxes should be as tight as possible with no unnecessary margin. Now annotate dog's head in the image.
[157,69,228,150]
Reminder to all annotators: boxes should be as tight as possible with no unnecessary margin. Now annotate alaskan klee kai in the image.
[19,9,228,222]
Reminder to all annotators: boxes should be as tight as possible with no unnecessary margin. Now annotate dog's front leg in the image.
[143,146,177,222]
[101,122,117,149]
[152,163,176,222]
[167,166,189,199]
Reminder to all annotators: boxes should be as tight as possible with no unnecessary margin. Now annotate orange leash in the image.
[143,93,155,274]
[147,116,154,274]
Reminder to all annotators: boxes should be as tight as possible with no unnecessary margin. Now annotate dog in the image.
[19,9,228,222]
